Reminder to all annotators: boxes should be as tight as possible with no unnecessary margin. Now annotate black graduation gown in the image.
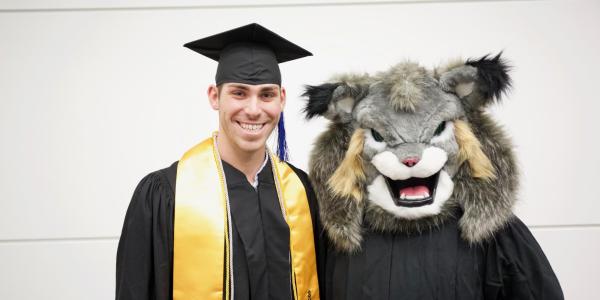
[116,160,326,300]
[324,212,563,300]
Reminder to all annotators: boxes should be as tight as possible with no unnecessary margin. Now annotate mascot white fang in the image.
[304,54,563,300]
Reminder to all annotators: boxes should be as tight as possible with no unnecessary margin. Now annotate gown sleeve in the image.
[484,216,564,300]
[287,163,328,300]
[115,165,176,300]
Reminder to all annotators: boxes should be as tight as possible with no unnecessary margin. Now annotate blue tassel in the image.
[276,112,289,161]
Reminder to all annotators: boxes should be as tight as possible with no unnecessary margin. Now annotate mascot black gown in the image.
[303,54,563,300]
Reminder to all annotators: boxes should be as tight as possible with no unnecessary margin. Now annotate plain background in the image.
[1,0,599,299]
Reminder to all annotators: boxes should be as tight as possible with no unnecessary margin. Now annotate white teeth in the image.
[239,122,264,131]
[399,192,430,200]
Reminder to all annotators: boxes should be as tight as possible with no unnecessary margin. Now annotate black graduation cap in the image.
[184,23,312,85]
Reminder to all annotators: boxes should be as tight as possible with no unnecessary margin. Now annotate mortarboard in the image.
[184,23,312,85]
[184,23,312,161]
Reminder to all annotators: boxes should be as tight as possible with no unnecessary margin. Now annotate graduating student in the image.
[116,23,323,300]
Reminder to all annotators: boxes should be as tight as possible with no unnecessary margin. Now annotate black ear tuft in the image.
[302,83,340,119]
[465,52,512,102]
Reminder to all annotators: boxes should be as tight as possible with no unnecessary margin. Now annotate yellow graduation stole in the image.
[173,134,319,300]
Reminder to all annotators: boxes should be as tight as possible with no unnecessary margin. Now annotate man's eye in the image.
[371,129,384,142]
[262,93,275,98]
[232,91,244,97]
[433,121,446,136]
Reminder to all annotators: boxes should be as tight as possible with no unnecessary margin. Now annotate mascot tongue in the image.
[399,185,430,197]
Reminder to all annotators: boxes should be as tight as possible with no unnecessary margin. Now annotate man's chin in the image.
[234,138,269,154]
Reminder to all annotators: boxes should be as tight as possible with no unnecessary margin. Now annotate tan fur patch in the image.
[454,120,496,180]
[327,129,366,202]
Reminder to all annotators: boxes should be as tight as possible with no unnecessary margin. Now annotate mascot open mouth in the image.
[385,172,439,207]
[367,147,453,216]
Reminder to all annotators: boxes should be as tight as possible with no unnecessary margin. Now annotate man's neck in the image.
[216,133,267,184]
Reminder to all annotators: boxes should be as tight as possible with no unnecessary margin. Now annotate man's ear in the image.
[280,86,287,110]
[438,52,511,109]
[207,84,219,110]
[302,76,370,123]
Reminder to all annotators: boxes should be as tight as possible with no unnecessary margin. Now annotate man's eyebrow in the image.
[260,86,279,92]
[227,84,250,90]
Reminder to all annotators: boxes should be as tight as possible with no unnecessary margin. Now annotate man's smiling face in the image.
[209,82,286,155]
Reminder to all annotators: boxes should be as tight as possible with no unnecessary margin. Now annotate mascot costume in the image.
[304,54,563,299]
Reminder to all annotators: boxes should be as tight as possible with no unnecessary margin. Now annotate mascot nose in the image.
[402,157,420,167]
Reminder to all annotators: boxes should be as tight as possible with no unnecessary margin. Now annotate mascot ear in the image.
[303,79,369,123]
[438,52,512,109]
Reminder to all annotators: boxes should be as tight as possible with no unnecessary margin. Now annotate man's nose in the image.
[244,97,261,116]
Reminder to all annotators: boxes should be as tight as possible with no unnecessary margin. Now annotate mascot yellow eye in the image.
[433,121,447,136]
[371,129,385,142]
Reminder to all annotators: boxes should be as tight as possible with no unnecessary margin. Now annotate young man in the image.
[116,23,323,300]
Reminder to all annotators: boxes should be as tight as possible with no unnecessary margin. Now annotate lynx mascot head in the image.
[304,54,516,252]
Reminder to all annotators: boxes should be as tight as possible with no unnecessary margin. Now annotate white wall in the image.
[1,0,598,298]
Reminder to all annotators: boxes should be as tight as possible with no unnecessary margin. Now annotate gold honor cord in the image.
[174,134,319,300]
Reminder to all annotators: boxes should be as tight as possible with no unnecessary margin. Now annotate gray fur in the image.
[308,122,365,253]
[373,61,429,112]
[438,64,491,110]
[324,73,372,123]
[307,58,518,253]
[454,109,519,243]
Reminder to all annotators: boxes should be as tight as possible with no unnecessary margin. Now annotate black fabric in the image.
[183,23,312,85]
[116,160,325,300]
[116,162,176,300]
[214,42,282,86]
[325,213,563,300]
[222,159,291,300]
